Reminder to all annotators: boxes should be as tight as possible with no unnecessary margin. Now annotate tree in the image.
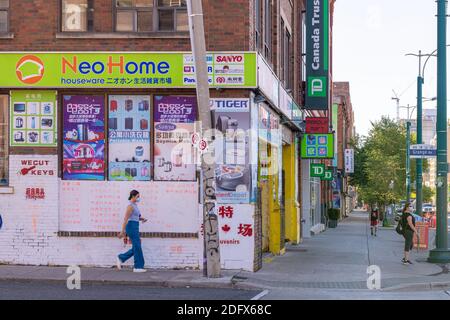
[423,186,435,203]
[350,117,409,207]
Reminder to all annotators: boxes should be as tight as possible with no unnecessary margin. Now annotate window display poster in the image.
[212,98,251,203]
[154,96,197,181]
[10,90,57,147]
[108,95,151,181]
[62,95,105,180]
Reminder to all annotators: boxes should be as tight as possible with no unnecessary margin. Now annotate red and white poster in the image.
[217,204,255,271]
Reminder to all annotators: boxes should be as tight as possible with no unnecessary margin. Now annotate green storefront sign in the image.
[301,133,334,159]
[322,169,333,181]
[10,90,58,147]
[305,0,330,110]
[310,163,325,178]
[1,52,257,88]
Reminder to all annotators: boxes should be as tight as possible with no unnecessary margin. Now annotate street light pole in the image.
[428,0,450,263]
[406,120,411,203]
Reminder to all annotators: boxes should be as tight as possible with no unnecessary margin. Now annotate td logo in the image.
[16,55,45,84]
[308,76,327,97]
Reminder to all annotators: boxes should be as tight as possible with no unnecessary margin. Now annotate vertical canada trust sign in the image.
[305,0,330,110]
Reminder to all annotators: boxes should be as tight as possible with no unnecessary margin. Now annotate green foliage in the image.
[422,186,435,202]
[349,117,410,206]
[327,208,341,220]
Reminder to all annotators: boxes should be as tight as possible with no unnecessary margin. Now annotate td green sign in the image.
[310,163,325,178]
[0,52,257,88]
[321,169,333,181]
[301,133,334,159]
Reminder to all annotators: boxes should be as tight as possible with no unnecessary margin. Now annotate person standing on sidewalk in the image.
[401,202,419,265]
[370,207,379,236]
[117,190,148,273]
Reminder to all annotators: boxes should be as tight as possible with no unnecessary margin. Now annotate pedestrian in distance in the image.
[117,190,148,273]
[370,207,379,236]
[401,202,419,265]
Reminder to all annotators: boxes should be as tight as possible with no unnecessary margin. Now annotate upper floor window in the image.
[255,0,261,51]
[0,0,9,33]
[157,0,188,31]
[61,0,94,32]
[263,0,272,61]
[115,0,188,32]
[116,0,154,32]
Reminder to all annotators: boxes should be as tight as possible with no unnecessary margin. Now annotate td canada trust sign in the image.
[305,0,330,111]
[1,52,257,88]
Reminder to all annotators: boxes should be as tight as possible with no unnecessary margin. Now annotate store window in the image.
[157,0,188,32]
[61,0,94,32]
[0,95,8,186]
[0,0,9,33]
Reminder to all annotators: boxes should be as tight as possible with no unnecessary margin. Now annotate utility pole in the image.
[187,0,221,277]
[428,0,450,263]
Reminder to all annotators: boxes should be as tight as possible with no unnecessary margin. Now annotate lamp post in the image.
[428,0,450,263]
[406,50,439,220]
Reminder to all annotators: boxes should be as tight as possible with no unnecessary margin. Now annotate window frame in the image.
[60,0,94,33]
[263,0,272,61]
[0,0,10,34]
[156,0,187,32]
[255,0,261,51]
[0,95,9,187]
[114,0,155,33]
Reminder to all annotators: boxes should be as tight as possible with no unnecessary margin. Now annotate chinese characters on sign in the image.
[25,187,45,200]
[10,91,57,147]
[153,96,197,181]
[108,95,151,181]
[217,204,255,271]
[301,134,334,159]
[62,95,105,180]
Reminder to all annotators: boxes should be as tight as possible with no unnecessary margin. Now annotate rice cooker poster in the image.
[62,95,105,180]
[213,99,251,203]
[154,96,197,181]
[108,95,151,181]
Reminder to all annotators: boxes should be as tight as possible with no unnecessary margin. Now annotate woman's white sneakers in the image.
[133,268,147,273]
[116,257,122,270]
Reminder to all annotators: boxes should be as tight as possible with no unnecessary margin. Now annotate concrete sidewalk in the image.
[233,210,450,292]
[1,210,449,292]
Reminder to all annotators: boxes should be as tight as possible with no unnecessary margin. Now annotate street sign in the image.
[310,163,325,178]
[410,144,437,158]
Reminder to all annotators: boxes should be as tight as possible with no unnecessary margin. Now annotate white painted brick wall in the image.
[0,155,203,269]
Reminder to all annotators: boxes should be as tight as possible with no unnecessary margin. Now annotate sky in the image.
[333,0,441,136]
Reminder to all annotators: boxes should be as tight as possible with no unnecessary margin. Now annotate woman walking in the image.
[401,202,419,265]
[370,207,379,236]
[117,190,148,273]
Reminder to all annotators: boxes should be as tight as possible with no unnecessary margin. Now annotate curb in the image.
[382,281,450,292]
[0,276,252,290]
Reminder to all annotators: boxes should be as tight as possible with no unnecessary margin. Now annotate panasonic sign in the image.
[305,0,329,110]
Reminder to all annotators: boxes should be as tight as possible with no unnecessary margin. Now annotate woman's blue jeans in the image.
[118,221,145,269]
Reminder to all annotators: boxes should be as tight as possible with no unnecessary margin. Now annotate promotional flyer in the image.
[62,95,105,180]
[108,95,151,181]
[154,96,197,181]
[10,90,57,147]
[212,98,251,203]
